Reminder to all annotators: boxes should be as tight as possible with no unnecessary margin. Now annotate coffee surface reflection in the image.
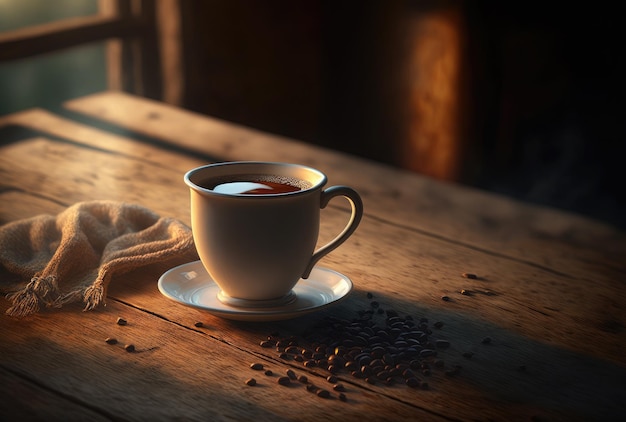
[207,175,309,195]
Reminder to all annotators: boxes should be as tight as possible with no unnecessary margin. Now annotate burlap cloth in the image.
[0,200,198,317]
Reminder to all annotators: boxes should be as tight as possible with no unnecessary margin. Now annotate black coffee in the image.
[203,174,310,195]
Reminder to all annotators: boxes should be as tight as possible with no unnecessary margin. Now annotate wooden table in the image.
[1,92,625,421]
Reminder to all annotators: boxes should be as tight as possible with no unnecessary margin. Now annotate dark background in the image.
[1,0,625,229]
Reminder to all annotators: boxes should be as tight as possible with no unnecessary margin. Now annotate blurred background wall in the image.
[1,0,624,228]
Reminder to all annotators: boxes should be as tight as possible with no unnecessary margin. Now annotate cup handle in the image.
[301,186,363,278]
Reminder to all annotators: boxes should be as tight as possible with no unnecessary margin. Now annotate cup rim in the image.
[184,161,328,197]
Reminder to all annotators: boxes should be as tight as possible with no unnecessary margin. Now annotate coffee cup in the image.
[184,161,363,307]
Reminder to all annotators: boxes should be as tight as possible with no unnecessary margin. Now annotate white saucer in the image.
[157,261,353,321]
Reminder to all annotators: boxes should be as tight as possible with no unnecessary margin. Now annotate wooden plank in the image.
[0,191,66,225]
[0,137,192,219]
[0,291,440,421]
[102,221,626,421]
[1,136,624,420]
[0,109,208,170]
[0,367,111,421]
[0,15,145,61]
[63,92,626,280]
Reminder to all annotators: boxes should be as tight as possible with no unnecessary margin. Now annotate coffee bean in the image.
[333,383,346,392]
[306,384,319,393]
[194,321,203,328]
[433,321,444,329]
[250,363,264,370]
[462,273,477,279]
[124,344,135,352]
[481,336,492,344]
[382,353,395,366]
[264,370,273,376]
[376,370,390,380]
[317,389,330,398]
[369,357,384,367]
[460,289,470,295]
[116,317,127,326]
[360,366,372,377]
[419,349,436,358]
[298,375,308,383]
[105,337,117,345]
[245,378,256,386]
[285,346,299,354]
[406,377,420,388]
[277,376,291,386]
[286,369,297,380]
[260,340,273,348]
[338,393,347,401]
[441,295,450,301]
[327,354,345,367]
[326,375,338,384]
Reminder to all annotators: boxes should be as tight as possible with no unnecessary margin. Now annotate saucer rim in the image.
[157,260,353,321]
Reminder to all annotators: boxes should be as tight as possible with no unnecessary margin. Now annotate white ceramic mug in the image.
[184,161,363,307]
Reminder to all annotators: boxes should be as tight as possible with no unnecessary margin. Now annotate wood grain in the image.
[64,92,626,279]
[1,97,625,421]
[2,133,625,420]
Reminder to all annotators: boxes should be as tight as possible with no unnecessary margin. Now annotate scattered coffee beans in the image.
[255,299,476,400]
